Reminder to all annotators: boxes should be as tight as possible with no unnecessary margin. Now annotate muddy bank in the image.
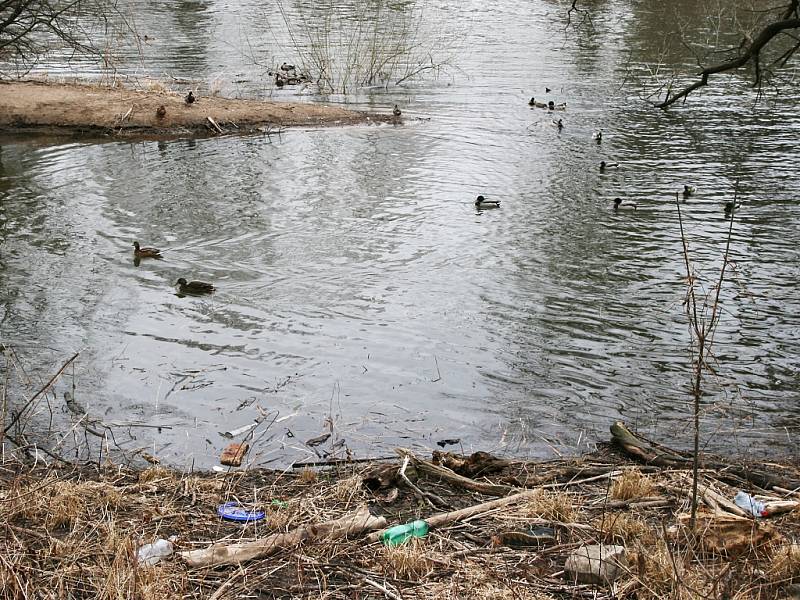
[0,81,396,140]
[2,425,800,599]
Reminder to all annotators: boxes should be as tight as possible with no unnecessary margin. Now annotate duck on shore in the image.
[133,241,163,259]
[156,105,166,119]
[475,195,500,209]
[393,105,402,117]
[185,91,195,105]
[176,278,215,295]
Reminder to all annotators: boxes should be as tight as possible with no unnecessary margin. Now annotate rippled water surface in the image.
[1,0,799,467]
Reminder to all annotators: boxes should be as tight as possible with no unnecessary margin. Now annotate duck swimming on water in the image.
[592,129,603,143]
[393,104,402,117]
[724,201,740,215]
[554,118,563,130]
[613,197,636,211]
[529,97,546,108]
[600,161,618,172]
[176,278,215,295]
[475,195,500,209]
[133,241,163,259]
[683,185,696,198]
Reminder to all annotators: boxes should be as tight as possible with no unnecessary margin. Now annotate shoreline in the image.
[0,80,396,140]
[2,424,799,598]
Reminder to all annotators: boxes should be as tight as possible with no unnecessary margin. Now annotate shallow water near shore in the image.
[1,0,799,467]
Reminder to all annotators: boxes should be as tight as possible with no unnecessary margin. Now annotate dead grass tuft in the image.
[299,467,318,484]
[379,539,435,580]
[138,466,174,485]
[611,468,656,500]
[517,489,579,522]
[769,543,800,584]
[594,512,656,545]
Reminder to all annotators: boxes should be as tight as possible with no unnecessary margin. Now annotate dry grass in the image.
[594,512,656,545]
[378,538,435,579]
[1,448,799,599]
[769,543,800,584]
[611,468,657,500]
[516,489,580,522]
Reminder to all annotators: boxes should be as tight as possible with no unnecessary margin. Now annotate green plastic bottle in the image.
[380,519,429,546]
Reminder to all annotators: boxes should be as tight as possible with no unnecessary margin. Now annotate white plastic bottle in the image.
[137,538,174,566]
[734,491,767,517]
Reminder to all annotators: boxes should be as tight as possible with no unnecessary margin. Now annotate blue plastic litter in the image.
[217,502,265,522]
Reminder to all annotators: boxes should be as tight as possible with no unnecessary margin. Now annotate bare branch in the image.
[657,16,800,108]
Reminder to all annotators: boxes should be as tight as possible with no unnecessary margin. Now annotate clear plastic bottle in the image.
[380,520,429,546]
[734,491,767,517]
[137,538,174,565]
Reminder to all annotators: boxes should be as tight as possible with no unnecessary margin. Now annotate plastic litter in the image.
[137,537,174,566]
[380,519,429,546]
[217,502,265,522]
[734,491,768,517]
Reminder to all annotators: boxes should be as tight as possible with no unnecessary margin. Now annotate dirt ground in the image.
[0,80,395,139]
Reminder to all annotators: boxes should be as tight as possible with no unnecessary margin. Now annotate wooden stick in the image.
[4,352,79,434]
[366,488,593,543]
[362,577,403,600]
[207,116,224,133]
[398,455,436,509]
[180,504,386,567]
[400,449,517,497]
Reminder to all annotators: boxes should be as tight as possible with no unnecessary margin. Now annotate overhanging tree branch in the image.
[657,15,800,108]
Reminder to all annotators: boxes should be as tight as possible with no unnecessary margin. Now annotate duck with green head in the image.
[613,197,636,211]
[475,195,500,209]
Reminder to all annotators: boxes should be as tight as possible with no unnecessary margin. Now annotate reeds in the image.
[263,0,465,94]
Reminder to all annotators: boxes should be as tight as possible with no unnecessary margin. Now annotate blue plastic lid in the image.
[217,502,265,522]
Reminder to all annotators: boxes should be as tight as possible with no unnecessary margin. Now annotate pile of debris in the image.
[1,422,799,599]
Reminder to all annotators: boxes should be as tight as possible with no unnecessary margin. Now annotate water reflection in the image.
[1,0,799,466]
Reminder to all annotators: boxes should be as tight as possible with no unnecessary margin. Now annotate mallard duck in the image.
[475,195,500,209]
[553,118,563,130]
[529,97,546,108]
[592,129,603,143]
[185,91,195,105]
[392,104,402,117]
[683,185,696,198]
[548,100,567,111]
[600,161,619,172]
[176,278,215,295]
[156,105,166,119]
[133,241,163,259]
[613,197,636,211]
[724,201,740,215]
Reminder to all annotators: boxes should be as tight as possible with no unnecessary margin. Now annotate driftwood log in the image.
[610,421,800,491]
[180,504,386,567]
[400,449,518,497]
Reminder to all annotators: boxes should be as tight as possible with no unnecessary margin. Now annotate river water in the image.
[1,0,799,467]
